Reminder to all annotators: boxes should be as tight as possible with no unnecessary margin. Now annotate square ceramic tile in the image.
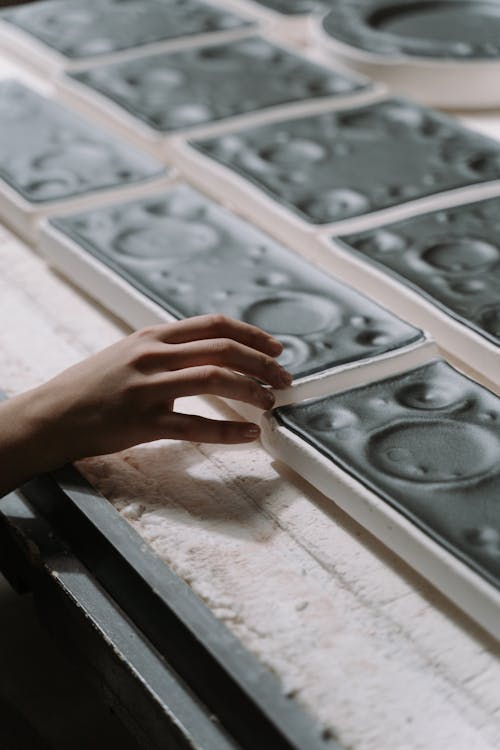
[41,183,434,404]
[263,358,500,639]
[324,197,500,387]
[0,0,256,74]
[176,98,500,249]
[0,80,169,242]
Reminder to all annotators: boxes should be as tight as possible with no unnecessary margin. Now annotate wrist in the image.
[0,386,71,495]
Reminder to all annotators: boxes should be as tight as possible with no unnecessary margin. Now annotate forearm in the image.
[0,388,65,497]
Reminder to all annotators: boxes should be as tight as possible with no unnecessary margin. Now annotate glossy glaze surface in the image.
[339,196,500,345]
[0,81,165,203]
[322,0,500,59]
[51,184,422,377]
[277,359,500,587]
[246,0,328,14]
[193,98,500,223]
[1,0,252,59]
[70,37,367,133]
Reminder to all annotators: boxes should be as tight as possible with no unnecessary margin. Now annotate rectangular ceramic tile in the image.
[58,36,374,157]
[40,183,434,405]
[175,97,500,250]
[0,80,170,243]
[0,0,256,75]
[262,359,500,640]
[320,196,500,389]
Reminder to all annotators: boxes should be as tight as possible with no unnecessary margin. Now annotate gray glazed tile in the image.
[321,0,500,59]
[50,184,422,378]
[69,37,368,133]
[0,81,165,204]
[337,197,500,346]
[0,0,252,60]
[192,98,500,224]
[277,359,500,588]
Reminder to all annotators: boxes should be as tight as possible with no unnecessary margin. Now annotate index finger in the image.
[150,315,284,357]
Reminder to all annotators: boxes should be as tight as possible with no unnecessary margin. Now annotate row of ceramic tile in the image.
[35,179,500,641]
[1,77,498,385]
[3,0,500,110]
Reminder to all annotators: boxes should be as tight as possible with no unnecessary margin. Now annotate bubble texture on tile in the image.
[192,98,500,224]
[338,197,500,346]
[277,359,500,588]
[70,37,368,133]
[0,0,253,59]
[0,81,165,204]
[50,184,422,378]
[245,0,329,14]
[321,0,500,59]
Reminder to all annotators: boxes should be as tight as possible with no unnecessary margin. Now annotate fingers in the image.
[152,366,277,410]
[159,412,261,444]
[147,338,291,388]
[146,315,283,358]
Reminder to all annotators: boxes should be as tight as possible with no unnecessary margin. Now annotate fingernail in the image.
[262,389,275,408]
[279,368,293,386]
[268,338,283,355]
[244,424,260,439]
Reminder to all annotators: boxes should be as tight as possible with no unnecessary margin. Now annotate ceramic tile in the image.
[0,0,253,60]
[50,184,423,379]
[0,80,165,204]
[337,197,500,346]
[276,359,500,588]
[191,98,500,225]
[68,36,369,134]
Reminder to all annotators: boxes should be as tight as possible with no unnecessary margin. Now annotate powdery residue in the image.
[79,418,500,750]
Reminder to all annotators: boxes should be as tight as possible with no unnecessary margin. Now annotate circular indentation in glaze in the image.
[465,526,500,551]
[260,139,326,165]
[397,381,468,411]
[368,420,500,483]
[422,238,499,272]
[32,142,115,174]
[275,335,313,370]
[449,278,486,295]
[168,103,213,127]
[355,230,407,255]
[478,304,500,338]
[77,37,115,55]
[307,407,357,433]
[142,68,185,89]
[243,293,341,336]
[303,189,370,222]
[113,219,219,259]
[254,271,292,287]
[355,330,392,347]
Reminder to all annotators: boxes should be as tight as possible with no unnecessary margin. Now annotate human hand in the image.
[6,316,291,483]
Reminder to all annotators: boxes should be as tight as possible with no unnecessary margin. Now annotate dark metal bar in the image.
[20,467,341,750]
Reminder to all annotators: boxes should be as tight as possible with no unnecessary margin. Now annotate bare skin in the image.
[0,315,292,498]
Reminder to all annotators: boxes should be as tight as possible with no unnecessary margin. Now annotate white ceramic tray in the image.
[311,1,500,109]
[38,182,436,407]
[55,35,377,160]
[0,0,259,77]
[261,359,500,643]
